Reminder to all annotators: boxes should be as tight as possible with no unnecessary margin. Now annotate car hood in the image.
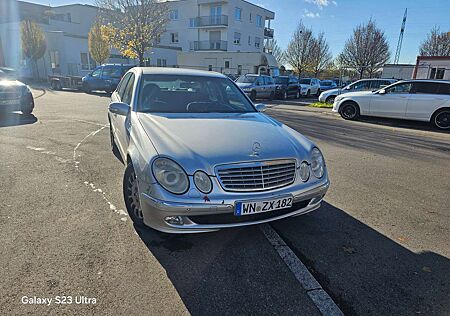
[0,79,26,88]
[235,82,253,89]
[137,112,315,175]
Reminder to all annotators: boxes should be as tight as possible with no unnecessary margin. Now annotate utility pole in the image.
[394,8,407,64]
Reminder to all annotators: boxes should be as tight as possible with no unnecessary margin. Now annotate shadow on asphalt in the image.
[0,113,37,128]
[358,115,450,134]
[271,202,450,315]
[269,111,450,160]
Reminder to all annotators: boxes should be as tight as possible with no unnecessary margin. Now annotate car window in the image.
[290,77,298,84]
[351,80,370,90]
[386,82,412,94]
[370,81,383,89]
[299,79,311,85]
[103,66,122,78]
[437,83,450,95]
[275,77,288,84]
[117,73,132,99]
[255,77,264,85]
[236,75,257,84]
[122,73,135,105]
[266,77,275,85]
[412,82,439,94]
[138,75,256,113]
[91,68,102,78]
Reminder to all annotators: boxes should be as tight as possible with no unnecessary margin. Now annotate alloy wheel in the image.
[435,111,450,129]
[125,166,143,220]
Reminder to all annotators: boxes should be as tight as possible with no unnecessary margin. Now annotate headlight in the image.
[299,162,310,182]
[193,171,212,194]
[152,158,189,194]
[310,148,325,178]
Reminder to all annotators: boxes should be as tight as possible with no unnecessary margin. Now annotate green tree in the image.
[21,20,47,79]
[88,22,111,65]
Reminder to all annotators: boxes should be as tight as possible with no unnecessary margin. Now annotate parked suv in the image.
[319,78,397,103]
[236,74,276,101]
[274,76,300,99]
[82,64,134,93]
[299,78,321,97]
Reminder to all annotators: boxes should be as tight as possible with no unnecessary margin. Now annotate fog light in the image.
[165,216,184,225]
[299,162,310,182]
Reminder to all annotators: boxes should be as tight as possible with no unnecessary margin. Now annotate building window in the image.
[157,59,167,67]
[225,60,230,69]
[249,13,252,22]
[430,67,445,80]
[235,7,242,21]
[255,37,261,48]
[248,36,251,45]
[208,65,213,71]
[170,10,179,20]
[234,32,241,45]
[189,18,196,27]
[256,15,263,27]
[170,33,179,43]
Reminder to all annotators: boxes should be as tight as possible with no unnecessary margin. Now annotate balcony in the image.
[191,41,228,51]
[192,15,228,27]
[264,27,274,38]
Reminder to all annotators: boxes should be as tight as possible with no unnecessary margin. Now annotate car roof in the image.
[397,79,450,84]
[137,67,227,78]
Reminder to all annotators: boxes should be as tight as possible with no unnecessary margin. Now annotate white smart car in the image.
[332,80,450,130]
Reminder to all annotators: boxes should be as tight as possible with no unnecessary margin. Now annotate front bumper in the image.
[140,179,330,233]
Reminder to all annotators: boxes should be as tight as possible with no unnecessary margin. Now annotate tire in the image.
[432,108,450,130]
[82,83,91,93]
[50,80,58,90]
[282,90,288,100]
[123,162,145,227]
[326,96,336,104]
[306,90,311,98]
[269,91,275,101]
[250,90,257,101]
[316,89,321,97]
[339,102,360,120]
[21,95,34,115]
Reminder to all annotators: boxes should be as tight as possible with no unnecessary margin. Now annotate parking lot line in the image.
[260,224,344,316]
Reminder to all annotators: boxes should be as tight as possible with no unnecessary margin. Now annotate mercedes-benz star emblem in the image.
[251,142,261,157]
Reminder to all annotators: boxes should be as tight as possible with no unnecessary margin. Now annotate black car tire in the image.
[123,162,145,227]
[316,89,321,97]
[250,90,257,101]
[269,91,275,101]
[306,90,311,98]
[431,108,450,130]
[339,102,360,120]
[282,90,288,100]
[21,95,34,115]
[326,95,336,104]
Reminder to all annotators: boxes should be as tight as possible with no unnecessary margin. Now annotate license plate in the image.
[235,196,293,216]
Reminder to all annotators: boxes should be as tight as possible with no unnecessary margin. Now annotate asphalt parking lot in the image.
[0,89,449,315]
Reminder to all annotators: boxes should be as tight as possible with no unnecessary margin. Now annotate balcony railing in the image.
[191,40,228,51]
[192,15,228,27]
[264,27,274,38]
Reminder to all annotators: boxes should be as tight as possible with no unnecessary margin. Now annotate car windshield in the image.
[236,75,257,84]
[321,81,332,86]
[138,75,257,114]
[274,77,289,84]
[299,79,311,84]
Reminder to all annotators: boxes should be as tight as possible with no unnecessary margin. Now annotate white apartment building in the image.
[413,56,450,80]
[0,0,277,78]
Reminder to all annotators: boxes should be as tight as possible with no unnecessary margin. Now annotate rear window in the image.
[437,83,450,95]
[299,79,311,85]
[413,82,440,94]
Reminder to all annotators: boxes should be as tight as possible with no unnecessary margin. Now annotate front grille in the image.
[216,159,296,192]
[188,200,311,225]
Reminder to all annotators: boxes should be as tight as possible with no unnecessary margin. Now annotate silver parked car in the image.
[108,68,330,233]
[236,74,276,101]
[0,67,34,115]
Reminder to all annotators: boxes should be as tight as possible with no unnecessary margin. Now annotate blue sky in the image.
[27,0,450,64]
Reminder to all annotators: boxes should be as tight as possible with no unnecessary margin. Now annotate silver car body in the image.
[109,68,329,233]
[298,78,321,96]
[236,74,276,100]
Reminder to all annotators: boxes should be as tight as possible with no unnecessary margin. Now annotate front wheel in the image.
[339,102,360,120]
[326,96,336,104]
[316,89,321,97]
[432,109,450,130]
[269,91,275,101]
[21,95,34,115]
[123,163,144,226]
[295,91,300,99]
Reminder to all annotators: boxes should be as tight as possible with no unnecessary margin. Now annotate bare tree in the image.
[337,20,390,78]
[21,20,46,79]
[265,40,285,65]
[88,22,111,65]
[310,32,332,77]
[96,0,170,66]
[419,26,450,56]
[284,21,316,75]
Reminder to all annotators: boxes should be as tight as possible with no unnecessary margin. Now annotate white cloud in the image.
[303,9,320,18]
[305,0,338,9]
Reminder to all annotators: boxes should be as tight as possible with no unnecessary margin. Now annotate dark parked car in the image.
[236,74,276,101]
[319,80,337,91]
[0,67,34,115]
[274,76,300,99]
[82,64,134,93]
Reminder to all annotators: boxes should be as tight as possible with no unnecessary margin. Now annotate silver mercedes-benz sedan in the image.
[108,67,330,233]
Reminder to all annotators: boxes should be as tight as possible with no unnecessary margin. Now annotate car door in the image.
[255,77,265,98]
[369,82,413,118]
[406,82,449,121]
[111,72,133,154]
[88,67,103,90]
[312,79,319,94]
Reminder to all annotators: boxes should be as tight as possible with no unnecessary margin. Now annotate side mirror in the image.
[109,102,130,116]
[378,89,386,95]
[255,103,266,112]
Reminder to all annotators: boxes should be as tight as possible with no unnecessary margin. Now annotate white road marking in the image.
[73,124,108,170]
[260,224,344,316]
[26,146,69,164]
